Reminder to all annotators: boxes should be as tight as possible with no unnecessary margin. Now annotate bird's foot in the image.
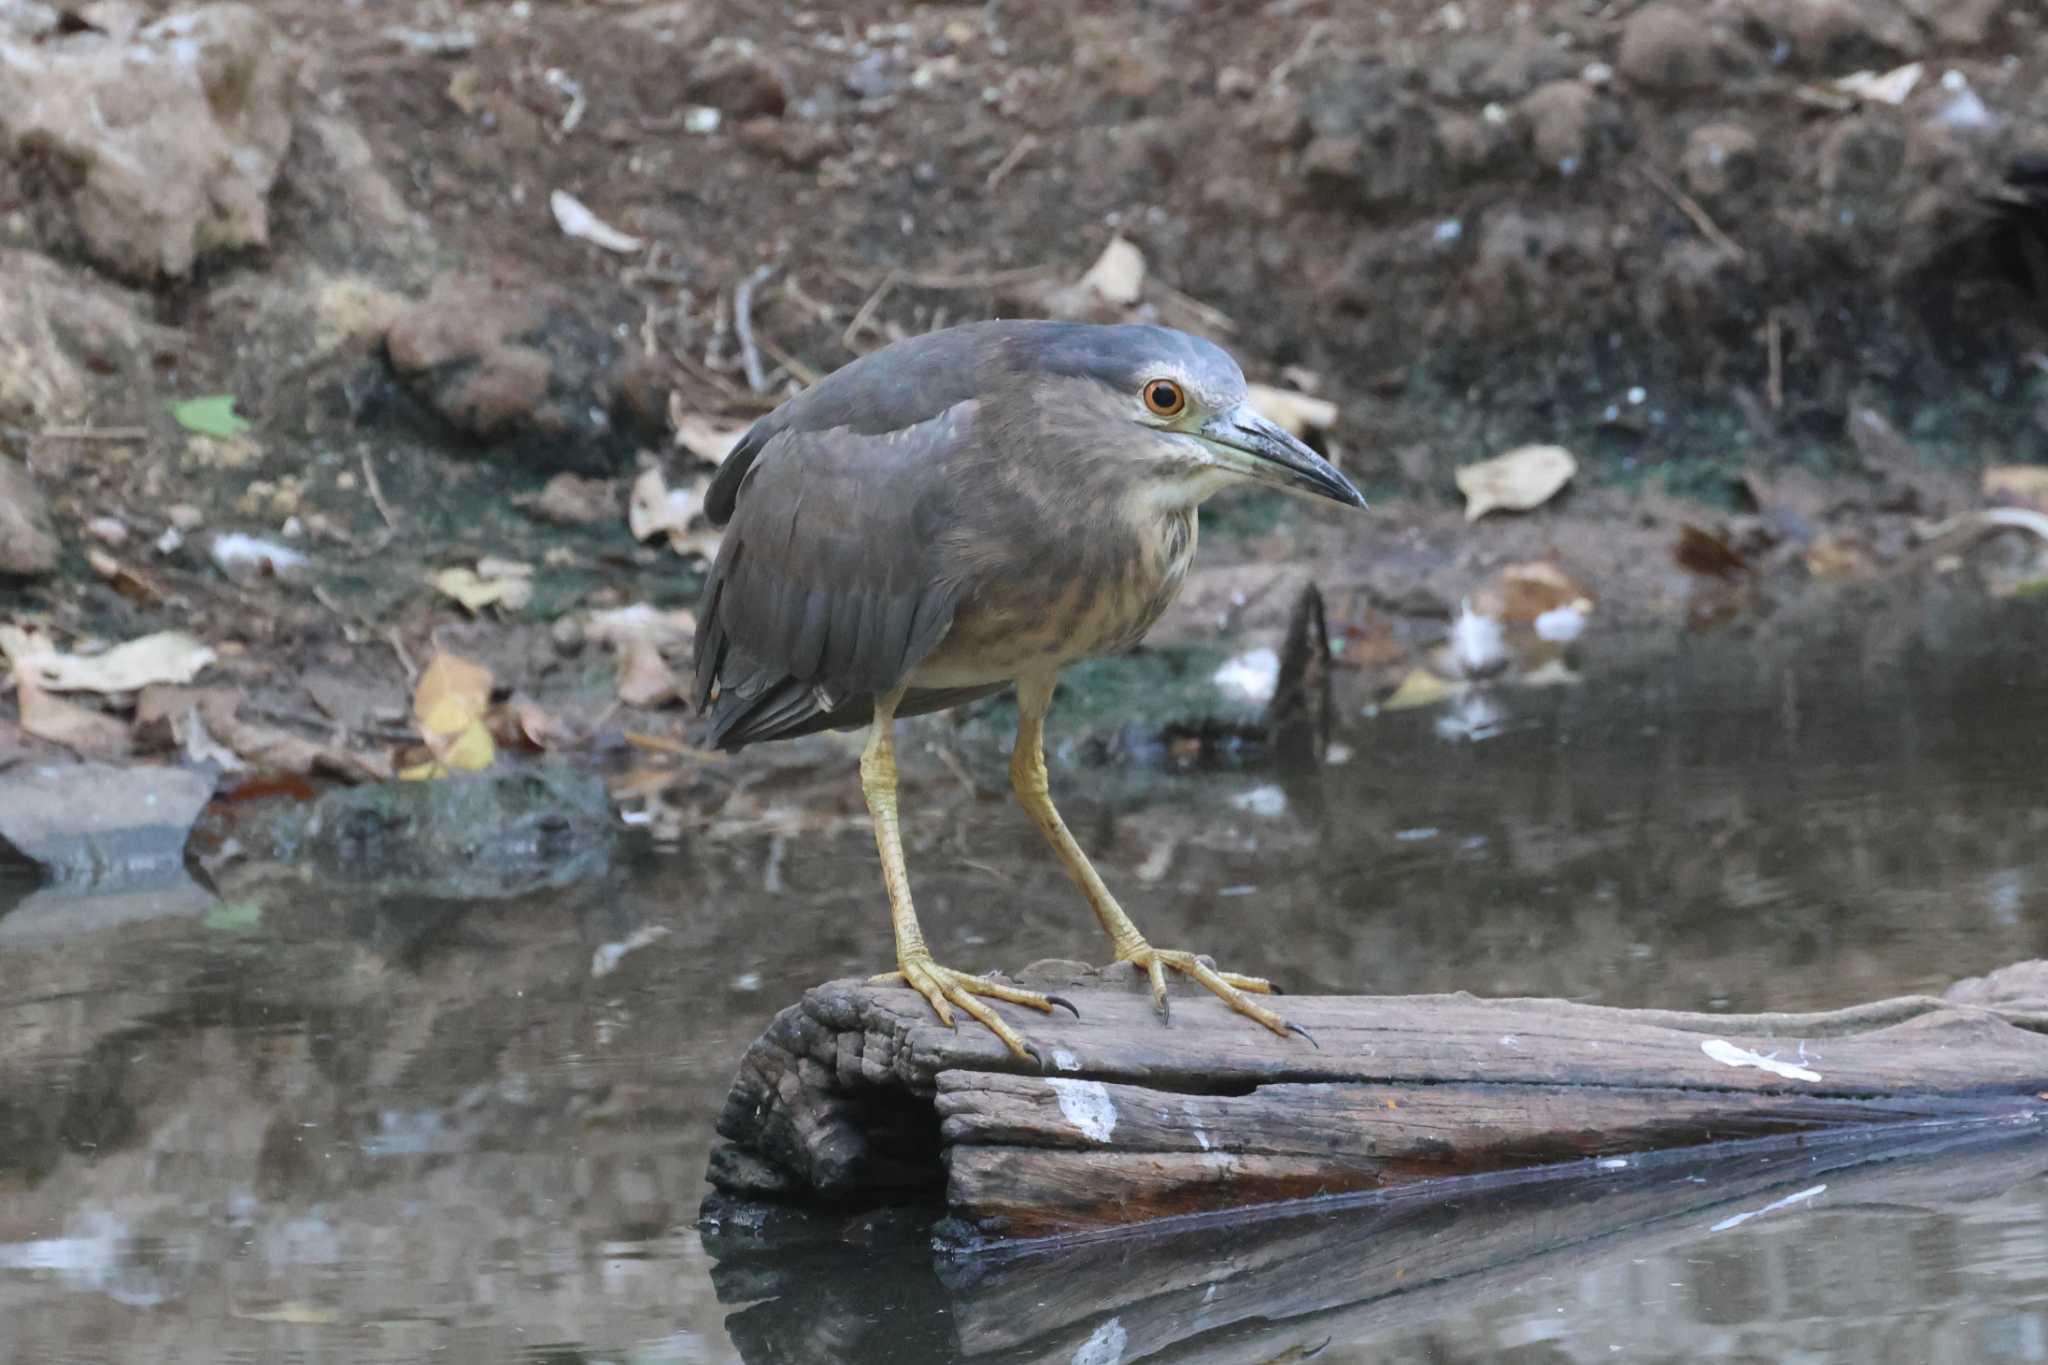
[870,955,1078,1065]
[1117,947,1315,1046]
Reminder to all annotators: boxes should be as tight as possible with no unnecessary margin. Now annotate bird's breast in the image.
[910,505,1197,688]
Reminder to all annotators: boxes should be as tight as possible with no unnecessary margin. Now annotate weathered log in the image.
[703,959,2048,1243]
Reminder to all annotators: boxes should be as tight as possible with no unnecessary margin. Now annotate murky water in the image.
[4,588,2048,1362]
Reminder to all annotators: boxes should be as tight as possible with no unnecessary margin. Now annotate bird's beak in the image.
[1199,404,1369,509]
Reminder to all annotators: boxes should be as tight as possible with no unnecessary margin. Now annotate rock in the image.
[684,38,788,118]
[0,247,181,429]
[382,276,658,474]
[1817,116,1905,198]
[0,458,60,576]
[1746,0,1925,71]
[1896,0,2008,46]
[0,3,299,280]
[735,116,842,170]
[1682,122,1761,197]
[1518,79,1599,172]
[1299,59,1441,206]
[1617,5,1734,92]
[0,761,212,880]
[1430,36,1578,103]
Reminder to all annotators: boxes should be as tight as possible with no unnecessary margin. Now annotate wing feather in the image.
[693,401,979,750]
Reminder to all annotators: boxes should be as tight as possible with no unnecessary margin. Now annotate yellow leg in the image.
[860,687,1072,1063]
[1011,672,1309,1043]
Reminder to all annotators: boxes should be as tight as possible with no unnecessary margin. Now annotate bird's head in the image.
[1028,323,1369,514]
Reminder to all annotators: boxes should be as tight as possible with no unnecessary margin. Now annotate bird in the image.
[692,319,1368,1062]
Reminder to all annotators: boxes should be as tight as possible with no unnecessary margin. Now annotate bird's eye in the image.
[1142,379,1187,418]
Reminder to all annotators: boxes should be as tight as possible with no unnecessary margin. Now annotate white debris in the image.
[683,106,722,134]
[1834,62,1922,106]
[210,532,307,575]
[1449,600,1508,678]
[1534,603,1588,643]
[550,189,645,254]
[1701,1038,1821,1082]
[1710,1183,1826,1232]
[1051,1048,1083,1073]
[591,925,670,977]
[1212,646,1280,706]
[1230,784,1288,818]
[1071,1316,1130,1365]
[1047,1078,1117,1142]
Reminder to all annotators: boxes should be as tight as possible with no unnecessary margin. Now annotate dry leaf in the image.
[550,189,645,254]
[135,684,391,782]
[615,636,679,707]
[1455,444,1576,522]
[1985,466,2048,515]
[1487,561,1591,622]
[1248,384,1339,439]
[1078,235,1146,306]
[521,473,617,526]
[14,630,216,694]
[586,605,698,650]
[409,651,496,776]
[1381,666,1456,712]
[1834,61,1922,105]
[1803,533,1878,583]
[14,673,130,757]
[1674,524,1749,580]
[671,407,750,466]
[430,562,533,614]
[489,696,571,751]
[627,466,718,558]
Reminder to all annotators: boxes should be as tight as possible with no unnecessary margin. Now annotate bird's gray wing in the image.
[693,401,978,750]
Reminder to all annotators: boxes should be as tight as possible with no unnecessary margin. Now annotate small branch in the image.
[843,268,901,353]
[734,263,777,393]
[37,426,149,441]
[360,451,400,530]
[752,331,821,388]
[984,134,1039,192]
[1766,309,1785,413]
[1633,163,1745,261]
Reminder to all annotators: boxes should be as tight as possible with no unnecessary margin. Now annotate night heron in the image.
[693,320,1367,1061]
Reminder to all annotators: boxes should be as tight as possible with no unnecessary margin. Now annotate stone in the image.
[1617,5,1729,92]
[684,38,788,118]
[1896,0,2008,46]
[1748,0,1925,70]
[1682,122,1761,197]
[0,247,181,429]
[1518,80,1599,172]
[0,761,212,879]
[0,458,59,576]
[0,3,299,280]
[736,116,842,170]
[382,275,656,475]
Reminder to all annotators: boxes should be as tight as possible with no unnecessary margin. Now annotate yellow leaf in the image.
[441,718,497,771]
[1381,667,1456,712]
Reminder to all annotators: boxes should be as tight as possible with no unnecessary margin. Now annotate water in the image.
[4,588,2048,1362]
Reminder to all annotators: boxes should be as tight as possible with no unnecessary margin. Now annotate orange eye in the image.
[1142,379,1186,418]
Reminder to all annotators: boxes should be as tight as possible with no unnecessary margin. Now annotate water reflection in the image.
[1,590,2046,1361]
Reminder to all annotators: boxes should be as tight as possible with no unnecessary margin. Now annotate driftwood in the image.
[703,959,2048,1244]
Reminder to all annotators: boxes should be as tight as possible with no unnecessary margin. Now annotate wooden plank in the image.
[703,959,2048,1240]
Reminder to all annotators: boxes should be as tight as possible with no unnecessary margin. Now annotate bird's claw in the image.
[1119,947,1311,1046]
[1045,993,1082,1019]
[877,957,1067,1064]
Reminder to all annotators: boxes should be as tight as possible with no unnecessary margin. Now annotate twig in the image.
[734,263,777,393]
[837,262,1057,292]
[842,268,901,352]
[752,332,821,388]
[37,426,149,441]
[385,628,418,683]
[1766,309,1784,413]
[984,134,1039,192]
[1634,163,1745,261]
[360,451,399,530]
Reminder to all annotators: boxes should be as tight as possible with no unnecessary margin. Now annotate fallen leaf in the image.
[615,635,679,707]
[1489,561,1591,622]
[627,466,719,557]
[1985,466,2048,515]
[1247,384,1339,439]
[14,674,131,756]
[409,651,496,776]
[520,473,617,526]
[1803,533,1878,583]
[172,393,250,438]
[1381,666,1456,712]
[1455,444,1576,522]
[135,685,392,783]
[1078,235,1146,307]
[551,188,644,253]
[85,548,166,603]
[15,631,215,694]
[430,561,534,614]
[1834,61,1922,106]
[671,407,750,466]
[586,604,698,650]
[1674,523,1749,580]
[489,695,571,751]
